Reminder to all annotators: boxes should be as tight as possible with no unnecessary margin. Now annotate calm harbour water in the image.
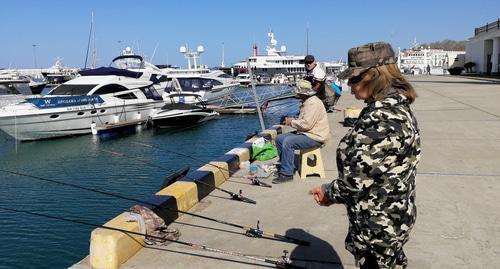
[0,95,298,269]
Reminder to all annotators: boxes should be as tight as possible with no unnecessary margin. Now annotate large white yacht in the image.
[0,69,164,141]
[233,31,346,80]
[160,45,239,104]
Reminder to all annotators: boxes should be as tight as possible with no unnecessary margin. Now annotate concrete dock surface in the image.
[89,75,500,268]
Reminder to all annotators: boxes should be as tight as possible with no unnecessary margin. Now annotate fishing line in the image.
[99,149,256,204]
[0,206,305,269]
[0,168,309,246]
[131,141,273,188]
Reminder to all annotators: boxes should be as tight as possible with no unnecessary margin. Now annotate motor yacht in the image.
[150,93,218,128]
[160,45,238,104]
[236,73,252,86]
[110,47,170,97]
[0,68,165,141]
[233,31,346,80]
[0,71,37,107]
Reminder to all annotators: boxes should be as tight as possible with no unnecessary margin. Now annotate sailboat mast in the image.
[84,12,93,69]
[91,12,97,69]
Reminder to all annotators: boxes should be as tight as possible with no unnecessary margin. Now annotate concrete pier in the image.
[73,75,500,269]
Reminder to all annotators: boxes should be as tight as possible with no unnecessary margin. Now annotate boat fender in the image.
[91,122,98,135]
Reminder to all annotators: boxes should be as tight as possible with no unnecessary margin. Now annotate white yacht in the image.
[110,47,170,97]
[233,31,346,80]
[236,73,252,86]
[0,69,164,141]
[0,71,37,108]
[160,45,239,104]
[150,93,218,128]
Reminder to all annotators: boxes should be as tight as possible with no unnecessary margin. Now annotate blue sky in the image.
[1,0,499,69]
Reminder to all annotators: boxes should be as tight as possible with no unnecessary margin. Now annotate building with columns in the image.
[466,19,500,74]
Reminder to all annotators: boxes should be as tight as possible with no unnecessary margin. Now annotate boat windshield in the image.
[111,57,144,69]
[48,84,97,95]
[140,86,163,100]
[177,78,213,92]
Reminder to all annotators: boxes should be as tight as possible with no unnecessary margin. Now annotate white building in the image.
[466,19,500,74]
[399,46,465,74]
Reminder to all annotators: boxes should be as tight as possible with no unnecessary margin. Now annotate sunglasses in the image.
[348,69,371,84]
[348,74,364,84]
[305,62,314,65]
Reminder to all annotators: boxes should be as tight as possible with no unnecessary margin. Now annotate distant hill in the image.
[420,40,467,51]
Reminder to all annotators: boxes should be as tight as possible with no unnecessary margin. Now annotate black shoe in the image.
[272,174,293,184]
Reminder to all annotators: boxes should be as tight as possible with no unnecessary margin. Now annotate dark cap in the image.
[337,42,396,80]
[304,55,315,63]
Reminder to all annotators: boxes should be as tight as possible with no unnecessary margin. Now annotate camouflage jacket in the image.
[324,92,421,266]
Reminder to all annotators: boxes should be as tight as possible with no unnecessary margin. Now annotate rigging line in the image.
[0,206,304,269]
[0,168,308,246]
[99,149,256,205]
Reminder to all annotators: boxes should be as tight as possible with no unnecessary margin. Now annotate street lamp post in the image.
[32,44,38,68]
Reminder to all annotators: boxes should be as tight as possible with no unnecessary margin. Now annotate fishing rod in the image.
[0,169,309,246]
[0,206,305,269]
[99,149,256,205]
[131,141,273,188]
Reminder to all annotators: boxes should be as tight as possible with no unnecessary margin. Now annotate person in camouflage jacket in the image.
[309,42,421,269]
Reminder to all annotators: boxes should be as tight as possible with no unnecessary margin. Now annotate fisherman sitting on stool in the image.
[273,80,330,184]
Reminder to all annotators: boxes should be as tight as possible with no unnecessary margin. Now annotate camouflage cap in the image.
[337,42,396,80]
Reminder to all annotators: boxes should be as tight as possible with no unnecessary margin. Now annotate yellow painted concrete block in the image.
[197,162,229,186]
[89,212,143,269]
[261,129,278,140]
[156,181,199,213]
[226,147,250,163]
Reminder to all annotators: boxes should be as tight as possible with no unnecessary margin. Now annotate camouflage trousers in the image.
[345,208,416,269]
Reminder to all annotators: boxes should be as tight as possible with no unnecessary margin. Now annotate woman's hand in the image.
[309,186,333,206]
[284,117,293,126]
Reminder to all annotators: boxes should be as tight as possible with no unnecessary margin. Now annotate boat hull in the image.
[0,102,162,141]
[152,110,218,128]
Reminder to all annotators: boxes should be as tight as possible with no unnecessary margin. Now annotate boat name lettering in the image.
[26,96,104,109]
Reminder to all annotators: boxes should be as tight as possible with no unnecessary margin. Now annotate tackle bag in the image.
[251,137,278,161]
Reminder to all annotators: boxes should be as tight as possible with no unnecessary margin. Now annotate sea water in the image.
[0,95,298,269]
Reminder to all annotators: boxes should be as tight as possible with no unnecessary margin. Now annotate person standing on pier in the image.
[303,55,334,112]
[273,80,330,184]
[309,42,421,269]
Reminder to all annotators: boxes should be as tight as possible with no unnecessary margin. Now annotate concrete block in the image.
[89,212,142,269]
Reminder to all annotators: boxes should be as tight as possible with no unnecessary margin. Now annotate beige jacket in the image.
[291,96,330,143]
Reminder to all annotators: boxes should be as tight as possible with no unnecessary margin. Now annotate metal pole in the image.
[246,60,265,131]
[32,44,37,68]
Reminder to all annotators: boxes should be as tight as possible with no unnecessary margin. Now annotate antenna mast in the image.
[306,22,309,55]
[221,42,225,68]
